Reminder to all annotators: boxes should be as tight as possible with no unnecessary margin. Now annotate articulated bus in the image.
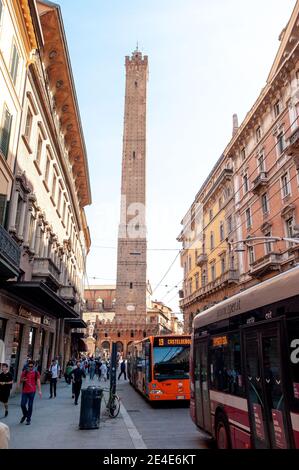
[127,335,191,401]
[190,265,299,449]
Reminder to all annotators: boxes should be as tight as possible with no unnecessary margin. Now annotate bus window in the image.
[153,345,189,381]
[210,332,243,396]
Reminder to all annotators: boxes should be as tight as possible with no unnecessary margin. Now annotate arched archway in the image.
[116,341,123,353]
[101,341,110,358]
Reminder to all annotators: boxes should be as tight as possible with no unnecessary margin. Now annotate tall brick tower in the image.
[115,49,148,320]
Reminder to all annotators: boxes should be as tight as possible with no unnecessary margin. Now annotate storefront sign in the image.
[18,306,31,319]
[30,315,41,325]
[253,403,265,441]
[272,409,287,449]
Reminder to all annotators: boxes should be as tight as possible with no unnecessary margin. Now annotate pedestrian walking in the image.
[100,362,107,382]
[65,361,73,385]
[71,361,86,405]
[0,364,13,417]
[118,360,127,380]
[19,360,42,425]
[49,359,60,398]
[89,359,96,380]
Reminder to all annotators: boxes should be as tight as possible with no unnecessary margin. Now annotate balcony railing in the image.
[196,253,208,267]
[179,269,239,308]
[32,257,61,290]
[252,172,268,194]
[249,252,282,277]
[0,224,20,279]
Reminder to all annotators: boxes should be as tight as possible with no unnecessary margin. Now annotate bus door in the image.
[144,340,151,397]
[194,339,212,433]
[243,322,292,449]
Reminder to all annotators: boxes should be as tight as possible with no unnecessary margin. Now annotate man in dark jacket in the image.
[71,361,86,405]
[118,360,127,380]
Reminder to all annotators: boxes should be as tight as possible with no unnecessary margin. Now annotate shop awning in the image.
[65,318,87,328]
[1,281,78,319]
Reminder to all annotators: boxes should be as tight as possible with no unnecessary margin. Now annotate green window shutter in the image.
[0,194,7,226]
[10,45,19,85]
[0,108,12,159]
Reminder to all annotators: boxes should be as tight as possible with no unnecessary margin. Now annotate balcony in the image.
[196,253,208,267]
[249,253,282,278]
[287,127,299,169]
[179,269,239,308]
[32,257,61,291]
[60,286,79,305]
[252,172,268,194]
[0,225,20,279]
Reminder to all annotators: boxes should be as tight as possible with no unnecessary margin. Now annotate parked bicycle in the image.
[100,387,121,418]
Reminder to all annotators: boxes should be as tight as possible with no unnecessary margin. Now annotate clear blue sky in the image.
[58,0,296,315]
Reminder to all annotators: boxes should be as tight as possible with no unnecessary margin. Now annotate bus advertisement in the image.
[128,335,191,401]
[190,265,299,449]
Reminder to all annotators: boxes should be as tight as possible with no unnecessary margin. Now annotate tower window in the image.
[118,332,121,338]
[131,330,134,338]
[133,151,136,159]
[130,282,133,289]
[135,81,138,87]
[105,333,108,338]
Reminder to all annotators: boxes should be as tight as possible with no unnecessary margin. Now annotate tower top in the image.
[125,48,148,66]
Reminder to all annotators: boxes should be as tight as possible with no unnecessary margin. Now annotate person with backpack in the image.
[19,360,42,425]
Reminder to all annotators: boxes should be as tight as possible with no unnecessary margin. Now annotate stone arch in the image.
[101,341,110,351]
[116,341,124,353]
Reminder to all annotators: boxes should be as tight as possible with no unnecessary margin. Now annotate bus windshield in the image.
[153,346,189,381]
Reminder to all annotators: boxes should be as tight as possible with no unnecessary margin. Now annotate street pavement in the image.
[0,376,210,449]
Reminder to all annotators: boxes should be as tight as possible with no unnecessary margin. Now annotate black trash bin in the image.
[79,386,103,430]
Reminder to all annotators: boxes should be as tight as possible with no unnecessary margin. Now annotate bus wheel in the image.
[216,413,231,449]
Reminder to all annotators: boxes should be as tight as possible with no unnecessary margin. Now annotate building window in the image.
[15,194,24,235]
[130,282,133,289]
[220,222,225,241]
[243,173,249,194]
[10,43,19,85]
[133,151,136,159]
[209,209,213,222]
[274,100,281,118]
[261,193,269,215]
[211,264,216,281]
[188,255,192,271]
[45,155,51,184]
[202,269,207,287]
[281,173,291,198]
[245,208,252,229]
[195,273,199,290]
[264,232,272,254]
[62,200,66,223]
[248,246,255,265]
[227,215,233,234]
[218,197,223,210]
[24,108,33,141]
[0,106,12,159]
[277,132,285,155]
[258,152,265,173]
[10,322,23,381]
[36,135,43,165]
[0,317,7,341]
[230,255,235,270]
[0,194,7,226]
[286,217,294,239]
[241,147,246,161]
[51,172,57,199]
[256,126,261,142]
[210,232,214,250]
[188,278,192,294]
[221,257,226,274]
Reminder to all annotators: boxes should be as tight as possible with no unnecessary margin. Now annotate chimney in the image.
[232,114,239,136]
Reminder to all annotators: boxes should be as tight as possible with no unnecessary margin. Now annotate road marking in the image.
[120,403,147,449]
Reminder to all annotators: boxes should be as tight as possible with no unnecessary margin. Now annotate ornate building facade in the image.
[0,0,91,385]
[178,0,299,333]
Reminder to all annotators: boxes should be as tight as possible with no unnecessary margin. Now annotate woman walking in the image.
[0,363,13,417]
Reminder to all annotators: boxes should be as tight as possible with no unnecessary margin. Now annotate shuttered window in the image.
[0,107,12,159]
[10,44,19,85]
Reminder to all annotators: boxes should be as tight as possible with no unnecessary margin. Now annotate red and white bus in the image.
[128,335,191,401]
[190,265,299,448]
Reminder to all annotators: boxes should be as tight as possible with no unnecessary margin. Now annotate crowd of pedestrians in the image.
[0,353,127,435]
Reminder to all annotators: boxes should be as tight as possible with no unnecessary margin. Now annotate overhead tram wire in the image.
[151,250,181,296]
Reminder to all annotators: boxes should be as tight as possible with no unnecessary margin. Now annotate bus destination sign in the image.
[154,337,191,347]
